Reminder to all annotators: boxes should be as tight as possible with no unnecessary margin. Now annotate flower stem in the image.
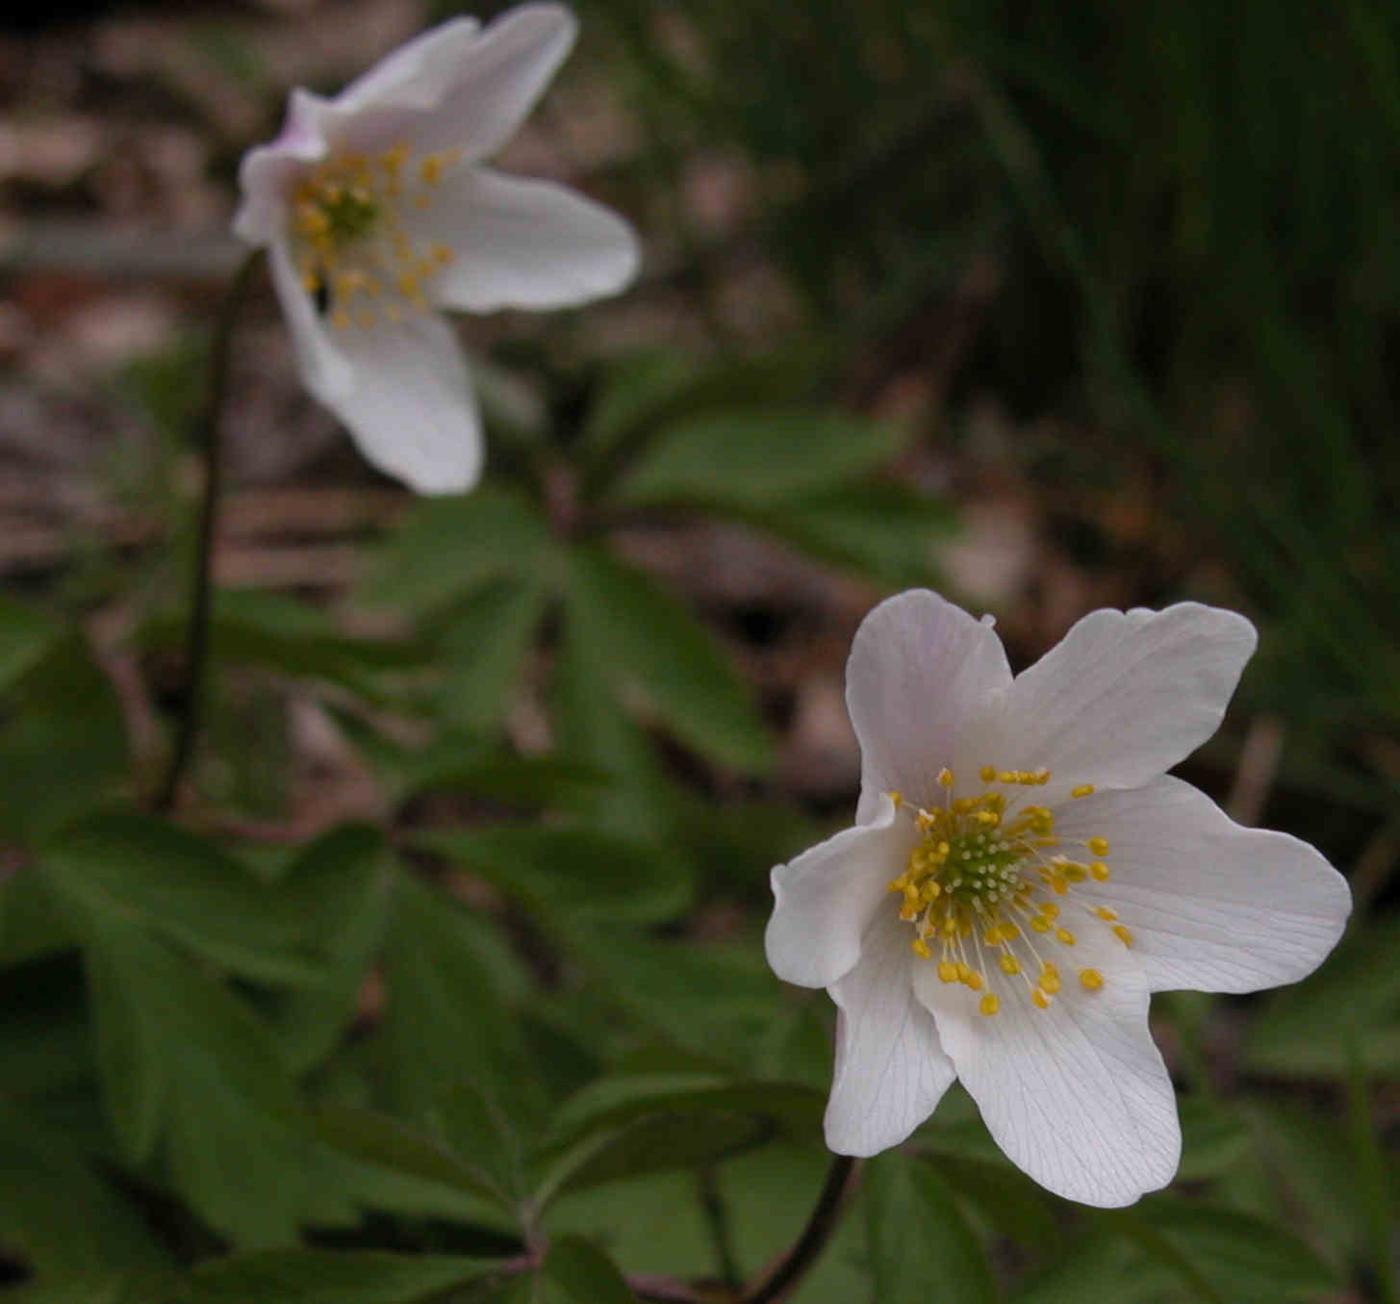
[154,249,262,814]
[742,1155,859,1304]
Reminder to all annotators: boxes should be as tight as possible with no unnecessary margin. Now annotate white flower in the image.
[233,4,640,494]
[766,590,1350,1207]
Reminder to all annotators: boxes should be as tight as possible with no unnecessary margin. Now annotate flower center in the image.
[888,766,1131,1017]
[290,144,459,331]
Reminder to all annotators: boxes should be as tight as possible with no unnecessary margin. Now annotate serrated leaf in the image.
[0,1099,171,1284]
[613,409,905,511]
[0,593,59,693]
[436,576,550,731]
[43,813,322,986]
[0,637,127,840]
[357,487,551,617]
[83,920,315,1245]
[189,1250,499,1304]
[313,1106,512,1213]
[417,826,691,926]
[866,1152,998,1304]
[1114,1198,1338,1304]
[566,545,771,774]
[381,872,532,1123]
[267,826,391,1071]
[749,480,952,583]
[1244,913,1400,1076]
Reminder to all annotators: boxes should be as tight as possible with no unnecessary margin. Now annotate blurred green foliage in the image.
[0,0,1396,1301]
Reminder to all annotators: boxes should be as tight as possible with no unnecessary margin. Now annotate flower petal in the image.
[321,311,483,495]
[825,910,956,1157]
[767,795,917,990]
[416,168,640,313]
[417,3,575,158]
[336,17,483,114]
[965,603,1256,807]
[915,928,1179,1207]
[233,90,328,244]
[846,590,1012,822]
[265,239,355,403]
[1053,776,1350,993]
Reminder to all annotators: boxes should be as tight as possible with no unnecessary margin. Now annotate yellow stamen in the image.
[1079,968,1104,990]
[979,993,1000,1016]
[1071,784,1095,798]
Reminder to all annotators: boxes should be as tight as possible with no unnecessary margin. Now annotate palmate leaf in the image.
[865,1153,998,1304]
[612,409,907,512]
[565,545,771,775]
[82,918,316,1246]
[188,1250,500,1304]
[488,1239,635,1304]
[0,1098,171,1286]
[356,485,552,618]
[42,813,324,987]
[416,824,693,927]
[436,575,551,731]
[380,872,533,1123]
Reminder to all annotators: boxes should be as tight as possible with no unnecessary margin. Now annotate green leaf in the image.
[1115,1198,1339,1304]
[0,1099,170,1283]
[1244,912,1400,1076]
[865,1152,998,1304]
[565,545,771,774]
[0,869,75,967]
[1177,1097,1251,1182]
[749,481,952,584]
[613,409,906,511]
[578,348,701,465]
[417,825,692,926]
[189,1250,498,1304]
[437,576,550,731]
[0,593,59,694]
[313,1106,511,1213]
[43,813,323,986]
[381,872,530,1122]
[357,487,552,617]
[0,637,127,840]
[266,826,391,1071]
[531,1238,635,1304]
[397,750,609,811]
[83,919,315,1245]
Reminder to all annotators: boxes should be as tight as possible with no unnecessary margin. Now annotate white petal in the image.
[323,312,483,495]
[415,168,640,313]
[767,795,917,990]
[335,17,483,114]
[846,590,1012,822]
[266,239,354,402]
[915,929,1179,1207]
[825,910,956,1157]
[233,90,328,245]
[965,603,1256,806]
[1053,776,1351,993]
[418,3,575,158]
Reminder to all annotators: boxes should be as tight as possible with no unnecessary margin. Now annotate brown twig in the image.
[742,1155,860,1304]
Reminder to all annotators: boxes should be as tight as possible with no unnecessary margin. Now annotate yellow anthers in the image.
[888,790,904,808]
[289,141,458,331]
[1113,925,1135,947]
[1071,784,1095,798]
[889,762,1133,1016]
